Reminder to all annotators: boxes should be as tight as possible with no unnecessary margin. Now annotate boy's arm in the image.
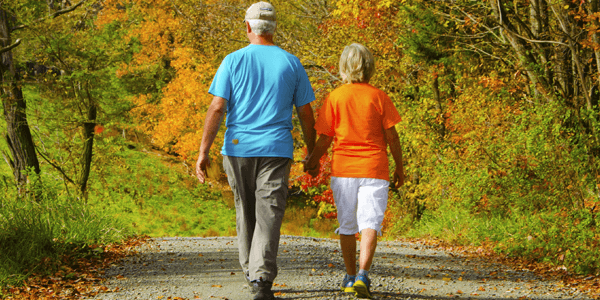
[385,125,405,188]
[304,134,333,177]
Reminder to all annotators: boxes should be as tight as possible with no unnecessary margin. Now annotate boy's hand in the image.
[391,168,405,189]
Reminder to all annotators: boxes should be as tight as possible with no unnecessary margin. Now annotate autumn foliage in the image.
[6,1,600,296]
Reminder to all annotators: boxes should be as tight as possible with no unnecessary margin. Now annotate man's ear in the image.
[245,21,251,34]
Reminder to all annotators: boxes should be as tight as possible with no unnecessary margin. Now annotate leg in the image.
[331,177,360,292]
[353,178,389,299]
[340,234,357,275]
[331,177,360,273]
[249,157,291,282]
[359,228,377,271]
[222,156,258,276]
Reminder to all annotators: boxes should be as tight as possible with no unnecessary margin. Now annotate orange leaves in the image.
[132,59,217,159]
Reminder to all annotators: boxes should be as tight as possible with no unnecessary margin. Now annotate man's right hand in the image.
[196,153,210,183]
[303,156,320,177]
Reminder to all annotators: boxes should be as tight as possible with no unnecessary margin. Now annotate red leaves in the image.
[94,125,104,134]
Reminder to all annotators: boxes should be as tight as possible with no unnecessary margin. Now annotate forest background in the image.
[2,0,600,296]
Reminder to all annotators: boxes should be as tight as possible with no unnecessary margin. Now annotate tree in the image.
[1,7,40,195]
[0,0,87,196]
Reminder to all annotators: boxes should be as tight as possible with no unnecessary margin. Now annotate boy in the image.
[304,43,404,299]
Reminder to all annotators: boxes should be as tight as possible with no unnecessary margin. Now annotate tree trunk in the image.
[0,9,40,194]
[77,94,96,197]
[489,0,555,102]
[432,73,445,138]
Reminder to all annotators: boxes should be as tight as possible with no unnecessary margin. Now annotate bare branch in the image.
[1,150,14,171]
[169,0,197,25]
[50,0,86,18]
[449,4,505,42]
[0,38,21,54]
[509,31,568,46]
[458,43,511,65]
[10,25,26,32]
[35,148,75,185]
[304,64,341,82]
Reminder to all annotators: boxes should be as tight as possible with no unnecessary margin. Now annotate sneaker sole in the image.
[341,286,356,293]
[353,280,372,299]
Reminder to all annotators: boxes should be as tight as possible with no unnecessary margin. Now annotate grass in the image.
[407,201,600,275]
[0,191,128,288]
[281,193,339,239]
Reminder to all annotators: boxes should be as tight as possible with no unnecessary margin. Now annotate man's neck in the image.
[248,33,275,46]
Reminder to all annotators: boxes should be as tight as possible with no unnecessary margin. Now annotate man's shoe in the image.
[341,274,356,293]
[353,274,372,299]
[245,273,258,293]
[252,280,274,300]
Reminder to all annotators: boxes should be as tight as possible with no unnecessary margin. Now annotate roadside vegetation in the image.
[2,0,600,298]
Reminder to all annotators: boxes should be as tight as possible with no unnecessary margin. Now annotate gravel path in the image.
[89,236,591,300]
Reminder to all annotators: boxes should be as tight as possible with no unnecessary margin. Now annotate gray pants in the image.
[222,156,292,282]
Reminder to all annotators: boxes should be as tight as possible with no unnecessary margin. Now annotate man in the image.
[195,2,316,300]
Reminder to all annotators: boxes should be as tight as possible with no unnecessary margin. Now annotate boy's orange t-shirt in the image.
[314,83,402,181]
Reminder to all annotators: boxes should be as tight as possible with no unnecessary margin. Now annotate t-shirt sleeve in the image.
[314,95,335,136]
[381,93,402,129]
[208,56,232,101]
[293,63,316,107]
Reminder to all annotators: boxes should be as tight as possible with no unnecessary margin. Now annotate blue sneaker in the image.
[353,274,372,299]
[341,274,356,293]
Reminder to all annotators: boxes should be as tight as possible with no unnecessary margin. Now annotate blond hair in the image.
[339,43,375,84]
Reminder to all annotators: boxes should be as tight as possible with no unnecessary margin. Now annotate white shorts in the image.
[331,177,389,236]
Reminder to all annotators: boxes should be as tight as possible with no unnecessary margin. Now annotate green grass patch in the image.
[0,193,127,288]
[408,202,600,274]
[85,141,237,237]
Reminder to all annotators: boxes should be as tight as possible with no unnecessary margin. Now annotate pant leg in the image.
[222,156,257,276]
[249,157,292,282]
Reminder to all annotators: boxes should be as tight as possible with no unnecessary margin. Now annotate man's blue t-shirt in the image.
[208,44,315,159]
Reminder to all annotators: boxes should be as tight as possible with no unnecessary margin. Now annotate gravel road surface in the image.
[89,236,591,300]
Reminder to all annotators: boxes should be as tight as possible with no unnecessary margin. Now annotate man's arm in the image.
[196,96,227,183]
[304,134,333,177]
[296,103,316,155]
[385,125,405,188]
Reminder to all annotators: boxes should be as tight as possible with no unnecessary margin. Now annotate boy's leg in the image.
[353,178,389,298]
[332,177,360,292]
[359,228,377,271]
[340,234,357,275]
[331,177,360,274]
